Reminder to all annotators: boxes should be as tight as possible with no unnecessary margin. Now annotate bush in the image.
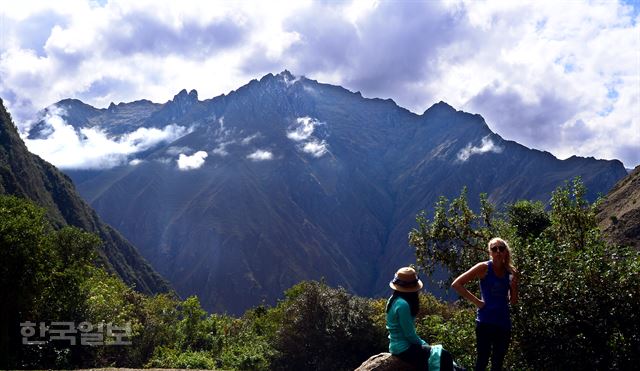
[513,229,640,369]
[0,196,101,368]
[397,293,474,367]
[271,281,387,371]
[146,346,216,369]
[214,309,275,371]
[410,179,640,369]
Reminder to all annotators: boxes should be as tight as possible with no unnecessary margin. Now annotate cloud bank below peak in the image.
[23,106,188,170]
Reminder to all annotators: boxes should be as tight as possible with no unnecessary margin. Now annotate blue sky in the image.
[0,0,638,169]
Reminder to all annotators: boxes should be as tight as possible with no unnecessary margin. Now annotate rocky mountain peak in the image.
[424,101,457,114]
[278,69,295,80]
[255,70,303,92]
[172,89,199,103]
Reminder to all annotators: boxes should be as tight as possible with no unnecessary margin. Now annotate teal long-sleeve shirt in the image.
[386,297,427,354]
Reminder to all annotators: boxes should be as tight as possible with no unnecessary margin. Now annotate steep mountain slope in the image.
[41,71,627,313]
[596,166,640,250]
[0,98,170,294]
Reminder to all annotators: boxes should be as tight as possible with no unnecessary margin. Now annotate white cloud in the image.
[247,149,273,161]
[23,106,187,169]
[287,116,329,157]
[285,116,330,157]
[0,0,638,167]
[241,133,260,145]
[287,117,320,141]
[129,159,143,166]
[301,139,328,158]
[457,136,503,162]
[212,144,230,156]
[177,150,208,170]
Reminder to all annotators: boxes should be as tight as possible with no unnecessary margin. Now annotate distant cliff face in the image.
[0,99,171,294]
[597,167,640,250]
[32,71,627,314]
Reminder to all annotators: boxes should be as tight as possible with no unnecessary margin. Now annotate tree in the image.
[507,200,550,240]
[271,281,386,371]
[0,195,101,368]
[1,195,53,367]
[409,179,640,368]
[409,187,507,287]
[176,296,213,351]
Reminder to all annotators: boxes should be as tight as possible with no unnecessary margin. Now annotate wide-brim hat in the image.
[389,267,423,292]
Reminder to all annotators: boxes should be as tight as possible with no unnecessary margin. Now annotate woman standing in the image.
[387,267,454,371]
[451,238,518,371]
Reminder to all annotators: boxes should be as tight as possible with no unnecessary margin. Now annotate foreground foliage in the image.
[3,178,639,369]
[410,179,640,369]
[0,192,468,369]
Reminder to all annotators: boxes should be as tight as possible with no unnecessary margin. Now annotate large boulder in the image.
[355,352,416,371]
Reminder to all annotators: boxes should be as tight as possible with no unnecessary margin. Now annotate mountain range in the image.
[28,71,627,314]
[0,98,170,294]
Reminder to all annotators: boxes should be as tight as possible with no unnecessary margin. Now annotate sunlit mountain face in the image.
[29,71,627,314]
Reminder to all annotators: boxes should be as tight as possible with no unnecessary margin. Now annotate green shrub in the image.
[270,281,387,371]
[410,179,640,369]
[416,308,475,368]
[146,346,216,369]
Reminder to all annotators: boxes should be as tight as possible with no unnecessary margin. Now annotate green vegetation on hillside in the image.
[2,178,638,369]
[0,98,170,294]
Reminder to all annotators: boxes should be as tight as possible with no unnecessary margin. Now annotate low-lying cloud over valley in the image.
[24,106,188,169]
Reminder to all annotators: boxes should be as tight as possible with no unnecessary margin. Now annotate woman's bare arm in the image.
[451,262,487,308]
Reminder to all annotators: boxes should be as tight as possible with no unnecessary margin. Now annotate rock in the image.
[355,352,416,371]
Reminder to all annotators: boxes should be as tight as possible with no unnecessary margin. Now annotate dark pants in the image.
[475,322,511,371]
[396,344,455,371]
[396,344,430,371]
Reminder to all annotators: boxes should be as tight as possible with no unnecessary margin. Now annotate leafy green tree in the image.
[512,179,639,369]
[0,195,101,368]
[271,281,386,371]
[414,294,476,368]
[128,293,180,365]
[1,195,53,367]
[176,296,213,351]
[409,179,640,369]
[507,200,550,240]
[215,306,278,371]
[409,188,508,288]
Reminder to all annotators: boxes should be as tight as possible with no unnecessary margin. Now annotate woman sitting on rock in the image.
[386,266,456,371]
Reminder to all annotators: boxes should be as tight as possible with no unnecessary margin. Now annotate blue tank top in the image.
[476,260,511,329]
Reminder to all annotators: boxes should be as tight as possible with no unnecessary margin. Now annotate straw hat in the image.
[389,267,423,292]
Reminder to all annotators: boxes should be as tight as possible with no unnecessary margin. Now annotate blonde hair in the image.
[488,237,517,274]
